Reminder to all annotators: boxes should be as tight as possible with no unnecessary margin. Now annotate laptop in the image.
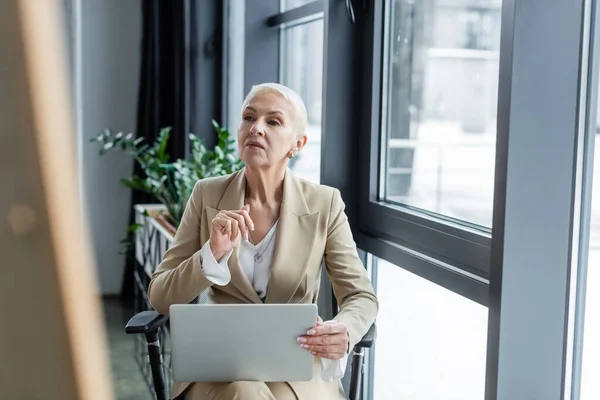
[169,303,317,383]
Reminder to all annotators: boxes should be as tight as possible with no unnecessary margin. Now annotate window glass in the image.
[381,0,502,227]
[281,0,316,12]
[373,258,488,399]
[580,83,600,400]
[281,19,324,183]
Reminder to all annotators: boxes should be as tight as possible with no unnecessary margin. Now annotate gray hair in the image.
[242,83,308,137]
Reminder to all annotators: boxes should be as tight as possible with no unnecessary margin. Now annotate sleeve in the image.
[320,353,350,382]
[199,240,233,286]
[324,188,379,351]
[147,181,215,315]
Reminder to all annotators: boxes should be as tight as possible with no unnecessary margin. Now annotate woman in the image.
[148,83,378,400]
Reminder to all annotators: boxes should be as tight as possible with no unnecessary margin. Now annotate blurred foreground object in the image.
[0,0,113,399]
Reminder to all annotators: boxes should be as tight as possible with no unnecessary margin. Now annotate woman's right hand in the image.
[209,204,255,261]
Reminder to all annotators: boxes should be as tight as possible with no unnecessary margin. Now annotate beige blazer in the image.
[148,168,378,399]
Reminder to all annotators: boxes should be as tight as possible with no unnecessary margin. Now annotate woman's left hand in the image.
[298,321,349,360]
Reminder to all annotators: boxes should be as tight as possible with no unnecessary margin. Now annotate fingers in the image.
[298,333,347,347]
[302,344,342,353]
[298,320,349,357]
[217,207,255,241]
[298,336,347,360]
[240,205,255,232]
[212,205,255,242]
[213,215,239,241]
[307,321,346,336]
[221,210,248,240]
[230,219,239,241]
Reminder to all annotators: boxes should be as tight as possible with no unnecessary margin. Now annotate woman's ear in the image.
[295,134,308,152]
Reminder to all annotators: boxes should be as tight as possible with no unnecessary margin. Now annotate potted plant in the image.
[91,120,243,249]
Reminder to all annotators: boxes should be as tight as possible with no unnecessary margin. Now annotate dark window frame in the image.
[317,0,492,305]
[356,0,493,280]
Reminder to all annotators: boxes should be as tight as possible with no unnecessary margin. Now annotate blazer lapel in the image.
[265,169,319,304]
[204,169,262,304]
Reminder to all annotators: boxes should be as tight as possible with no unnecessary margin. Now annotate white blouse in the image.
[198,222,348,382]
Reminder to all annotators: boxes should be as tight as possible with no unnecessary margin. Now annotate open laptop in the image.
[169,303,317,383]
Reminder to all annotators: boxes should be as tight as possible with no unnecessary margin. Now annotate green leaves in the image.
[92,121,244,229]
[121,176,151,192]
[119,223,143,254]
[214,146,225,160]
[154,127,171,162]
[90,128,144,157]
[126,223,143,233]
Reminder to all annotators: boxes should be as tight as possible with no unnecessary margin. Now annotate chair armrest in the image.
[355,323,376,349]
[125,311,169,334]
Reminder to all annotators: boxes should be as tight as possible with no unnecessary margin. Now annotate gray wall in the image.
[76,0,141,294]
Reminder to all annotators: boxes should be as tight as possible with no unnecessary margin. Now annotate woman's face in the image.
[238,90,306,169]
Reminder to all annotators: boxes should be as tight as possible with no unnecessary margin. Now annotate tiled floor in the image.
[103,297,150,400]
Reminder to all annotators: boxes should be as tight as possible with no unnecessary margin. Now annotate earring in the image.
[288,152,295,159]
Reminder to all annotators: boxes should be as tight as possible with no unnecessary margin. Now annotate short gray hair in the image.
[242,83,308,137]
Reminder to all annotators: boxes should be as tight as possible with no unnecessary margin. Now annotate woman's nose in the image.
[250,120,266,136]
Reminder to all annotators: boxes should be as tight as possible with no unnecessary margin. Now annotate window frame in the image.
[571,1,600,393]
[243,0,279,93]
[357,0,494,280]
[484,0,596,398]
[267,1,324,27]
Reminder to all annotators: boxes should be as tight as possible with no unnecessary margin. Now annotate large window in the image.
[380,0,501,227]
[281,18,324,183]
[580,71,600,400]
[581,126,600,399]
[357,0,501,283]
[373,257,488,400]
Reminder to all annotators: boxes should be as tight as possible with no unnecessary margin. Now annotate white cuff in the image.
[320,353,349,382]
[199,241,233,286]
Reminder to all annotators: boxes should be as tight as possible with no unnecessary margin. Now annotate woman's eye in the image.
[268,120,280,126]
[243,115,254,122]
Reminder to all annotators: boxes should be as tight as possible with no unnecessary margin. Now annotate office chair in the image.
[126,311,376,400]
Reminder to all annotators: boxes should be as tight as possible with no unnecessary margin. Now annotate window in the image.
[373,257,488,400]
[580,75,600,400]
[242,0,324,184]
[355,0,502,279]
[281,0,316,12]
[223,0,246,135]
[279,9,324,183]
[581,126,600,399]
[380,0,501,227]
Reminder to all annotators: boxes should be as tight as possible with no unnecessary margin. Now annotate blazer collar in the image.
[216,168,246,211]
[210,168,318,304]
[265,169,318,304]
[216,167,311,217]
